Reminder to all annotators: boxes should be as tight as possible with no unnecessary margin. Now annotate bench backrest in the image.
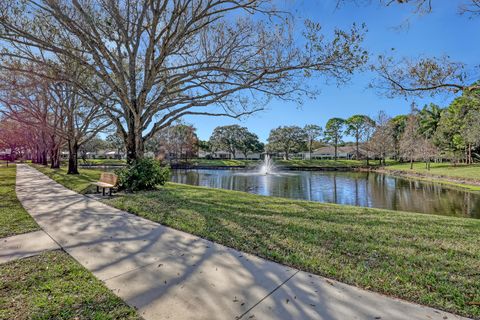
[99,172,118,186]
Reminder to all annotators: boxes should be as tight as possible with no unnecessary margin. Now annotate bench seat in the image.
[92,172,118,196]
[92,182,115,188]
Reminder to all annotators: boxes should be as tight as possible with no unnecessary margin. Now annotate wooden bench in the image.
[92,172,118,196]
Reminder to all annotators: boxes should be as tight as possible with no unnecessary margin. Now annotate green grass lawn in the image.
[190,159,259,166]
[0,165,39,238]
[0,250,141,320]
[31,164,103,194]
[275,159,370,167]
[386,162,480,181]
[78,158,127,166]
[191,158,392,168]
[29,164,480,318]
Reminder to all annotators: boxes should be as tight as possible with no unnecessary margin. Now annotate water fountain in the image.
[259,154,275,175]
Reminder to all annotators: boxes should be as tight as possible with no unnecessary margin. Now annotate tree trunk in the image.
[67,140,79,174]
[334,143,338,161]
[42,149,48,166]
[355,134,359,159]
[125,126,144,164]
[410,157,413,170]
[50,145,60,169]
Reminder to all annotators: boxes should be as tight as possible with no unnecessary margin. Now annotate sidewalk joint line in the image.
[101,260,161,282]
[236,270,299,320]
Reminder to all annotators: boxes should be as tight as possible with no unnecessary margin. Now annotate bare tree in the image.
[368,111,393,165]
[0,65,111,173]
[0,70,64,168]
[0,0,368,162]
[399,112,421,169]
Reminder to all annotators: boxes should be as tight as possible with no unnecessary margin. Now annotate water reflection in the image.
[171,169,480,218]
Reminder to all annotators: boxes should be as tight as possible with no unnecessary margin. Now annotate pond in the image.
[170,169,480,218]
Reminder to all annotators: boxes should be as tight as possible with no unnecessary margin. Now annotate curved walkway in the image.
[15,164,468,320]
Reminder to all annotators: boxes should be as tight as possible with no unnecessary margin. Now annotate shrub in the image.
[116,158,170,191]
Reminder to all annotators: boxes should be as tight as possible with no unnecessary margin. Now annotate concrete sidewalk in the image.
[0,230,59,264]
[15,164,468,320]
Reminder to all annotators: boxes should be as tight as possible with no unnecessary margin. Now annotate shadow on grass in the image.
[106,185,480,318]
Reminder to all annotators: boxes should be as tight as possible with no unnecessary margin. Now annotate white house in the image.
[303,146,367,160]
[198,149,262,160]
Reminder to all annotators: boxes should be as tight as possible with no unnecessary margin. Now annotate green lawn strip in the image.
[0,165,39,238]
[383,162,480,191]
[190,159,260,167]
[78,158,127,166]
[386,162,480,180]
[191,159,386,168]
[30,164,102,194]
[0,250,141,320]
[29,164,480,318]
[275,159,369,167]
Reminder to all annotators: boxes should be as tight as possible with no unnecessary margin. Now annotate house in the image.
[304,146,367,160]
[0,149,11,160]
[198,149,262,160]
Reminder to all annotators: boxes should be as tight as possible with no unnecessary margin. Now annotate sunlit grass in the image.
[0,250,141,320]
[387,162,480,180]
[31,164,102,194]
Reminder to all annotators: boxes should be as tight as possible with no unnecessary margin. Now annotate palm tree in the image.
[419,103,443,139]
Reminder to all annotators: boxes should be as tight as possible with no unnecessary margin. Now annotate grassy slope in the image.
[190,159,259,166]
[386,162,480,180]
[31,164,101,194]
[191,159,377,167]
[0,166,39,238]
[30,164,480,318]
[78,158,127,166]
[275,159,369,167]
[382,162,480,191]
[0,250,141,320]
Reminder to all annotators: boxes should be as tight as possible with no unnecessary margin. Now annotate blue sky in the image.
[184,0,480,142]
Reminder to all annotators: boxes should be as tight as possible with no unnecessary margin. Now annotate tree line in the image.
[0,0,367,170]
[201,92,480,166]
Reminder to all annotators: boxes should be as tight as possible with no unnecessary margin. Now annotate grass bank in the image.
[0,250,141,320]
[29,164,480,318]
[0,165,39,238]
[189,159,259,167]
[186,159,382,168]
[382,162,480,191]
[77,158,127,166]
[31,164,101,194]
[276,159,370,167]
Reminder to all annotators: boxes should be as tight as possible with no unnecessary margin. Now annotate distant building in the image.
[78,149,125,159]
[303,146,367,160]
[198,149,262,160]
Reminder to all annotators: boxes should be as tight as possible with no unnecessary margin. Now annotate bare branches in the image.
[370,55,480,98]
[0,0,368,160]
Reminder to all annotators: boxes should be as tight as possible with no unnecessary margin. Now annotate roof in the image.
[312,145,366,155]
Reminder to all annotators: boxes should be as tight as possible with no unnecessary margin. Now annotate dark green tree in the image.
[324,118,346,160]
[304,124,323,159]
[267,126,307,160]
[345,115,374,159]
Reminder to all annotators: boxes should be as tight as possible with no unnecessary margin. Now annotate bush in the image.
[116,158,170,191]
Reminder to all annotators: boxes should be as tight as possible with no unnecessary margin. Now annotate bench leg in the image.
[96,186,99,193]
[109,188,112,196]
[102,188,105,196]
